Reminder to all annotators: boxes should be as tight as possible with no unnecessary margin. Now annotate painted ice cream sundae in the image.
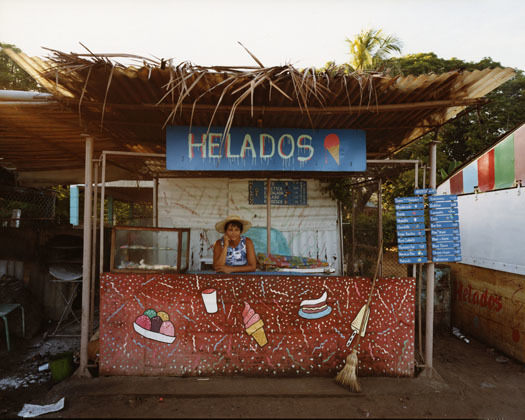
[133,308,176,343]
[242,302,267,347]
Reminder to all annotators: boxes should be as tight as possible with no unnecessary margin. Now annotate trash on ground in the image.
[37,363,48,372]
[496,356,509,363]
[452,327,470,344]
[17,397,65,418]
[480,381,496,388]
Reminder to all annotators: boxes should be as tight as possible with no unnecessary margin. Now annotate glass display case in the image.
[110,226,190,273]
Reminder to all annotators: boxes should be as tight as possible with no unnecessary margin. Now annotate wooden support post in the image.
[153,177,159,228]
[78,134,93,377]
[377,177,383,278]
[266,178,271,256]
[99,152,106,275]
[89,160,98,338]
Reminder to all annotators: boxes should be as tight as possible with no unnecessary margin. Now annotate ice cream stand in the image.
[1,47,515,378]
[98,126,417,377]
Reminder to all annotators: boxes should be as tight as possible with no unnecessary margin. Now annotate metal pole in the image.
[351,199,356,274]
[377,177,383,277]
[79,134,93,377]
[153,177,159,228]
[266,178,271,256]
[99,152,106,274]
[337,200,344,274]
[89,160,99,338]
[425,139,438,374]
[413,162,418,279]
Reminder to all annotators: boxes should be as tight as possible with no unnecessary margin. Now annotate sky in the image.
[1,0,524,70]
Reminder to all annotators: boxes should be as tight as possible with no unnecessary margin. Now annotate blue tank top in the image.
[221,236,248,266]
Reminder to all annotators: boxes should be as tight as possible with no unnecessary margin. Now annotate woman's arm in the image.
[213,238,228,271]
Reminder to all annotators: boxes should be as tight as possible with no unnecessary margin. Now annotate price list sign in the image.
[429,194,461,262]
[395,195,427,264]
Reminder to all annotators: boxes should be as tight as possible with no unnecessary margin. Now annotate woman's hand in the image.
[223,234,230,247]
[216,265,234,274]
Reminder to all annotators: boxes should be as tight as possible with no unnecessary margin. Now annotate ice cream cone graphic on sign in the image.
[242,302,268,347]
[324,133,340,165]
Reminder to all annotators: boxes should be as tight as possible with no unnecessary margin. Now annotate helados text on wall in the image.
[166,126,366,172]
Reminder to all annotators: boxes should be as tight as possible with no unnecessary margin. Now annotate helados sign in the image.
[166,126,366,172]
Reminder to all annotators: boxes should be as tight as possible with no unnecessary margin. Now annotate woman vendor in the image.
[213,215,257,273]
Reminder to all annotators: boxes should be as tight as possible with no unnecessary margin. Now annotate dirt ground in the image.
[2,325,525,419]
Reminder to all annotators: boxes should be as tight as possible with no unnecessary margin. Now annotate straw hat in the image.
[215,215,252,233]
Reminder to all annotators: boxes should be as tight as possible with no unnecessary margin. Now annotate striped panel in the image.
[449,171,463,194]
[515,125,525,183]
[477,149,495,192]
[462,161,478,193]
[494,135,515,189]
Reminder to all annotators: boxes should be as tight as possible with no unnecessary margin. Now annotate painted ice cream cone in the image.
[328,145,340,164]
[324,134,340,165]
[246,319,268,347]
[242,302,268,347]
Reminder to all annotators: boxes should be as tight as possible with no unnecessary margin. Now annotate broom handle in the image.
[353,240,383,349]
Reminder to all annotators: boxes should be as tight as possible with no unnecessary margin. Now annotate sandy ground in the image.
[2,328,525,419]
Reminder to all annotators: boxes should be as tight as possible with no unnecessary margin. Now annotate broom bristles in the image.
[335,349,361,392]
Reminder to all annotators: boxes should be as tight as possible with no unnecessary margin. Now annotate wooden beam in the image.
[62,97,488,114]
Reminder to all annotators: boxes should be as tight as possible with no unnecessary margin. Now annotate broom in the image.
[335,241,383,392]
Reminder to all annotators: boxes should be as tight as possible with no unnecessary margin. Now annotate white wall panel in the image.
[157,178,341,273]
[459,188,525,275]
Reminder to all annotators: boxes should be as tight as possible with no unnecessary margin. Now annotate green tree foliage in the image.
[0,42,42,91]
[346,28,402,71]
[322,41,525,259]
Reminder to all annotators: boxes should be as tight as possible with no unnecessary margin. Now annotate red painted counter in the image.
[100,274,415,377]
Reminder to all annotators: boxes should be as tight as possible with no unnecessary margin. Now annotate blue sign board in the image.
[397,216,425,224]
[399,256,428,264]
[430,221,459,229]
[396,210,425,217]
[428,195,458,202]
[431,234,460,242]
[399,249,427,257]
[429,201,458,209]
[399,243,427,250]
[434,256,461,263]
[431,228,460,236]
[397,223,426,230]
[431,241,461,249]
[429,207,458,216]
[394,196,424,204]
[166,126,366,172]
[395,203,425,210]
[396,192,462,264]
[397,230,426,237]
[398,235,426,243]
[430,214,459,222]
[432,248,461,256]
[414,188,436,195]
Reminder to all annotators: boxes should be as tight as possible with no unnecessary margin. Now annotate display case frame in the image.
[110,226,190,273]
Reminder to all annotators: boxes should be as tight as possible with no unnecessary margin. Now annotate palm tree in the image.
[346,28,402,71]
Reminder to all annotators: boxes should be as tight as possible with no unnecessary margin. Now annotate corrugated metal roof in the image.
[0,48,516,186]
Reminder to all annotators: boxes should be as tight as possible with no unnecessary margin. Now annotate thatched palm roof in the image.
[0,47,516,185]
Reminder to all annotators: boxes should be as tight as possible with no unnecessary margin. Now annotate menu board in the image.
[395,195,428,264]
[429,194,461,262]
[395,192,461,264]
[249,181,307,205]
